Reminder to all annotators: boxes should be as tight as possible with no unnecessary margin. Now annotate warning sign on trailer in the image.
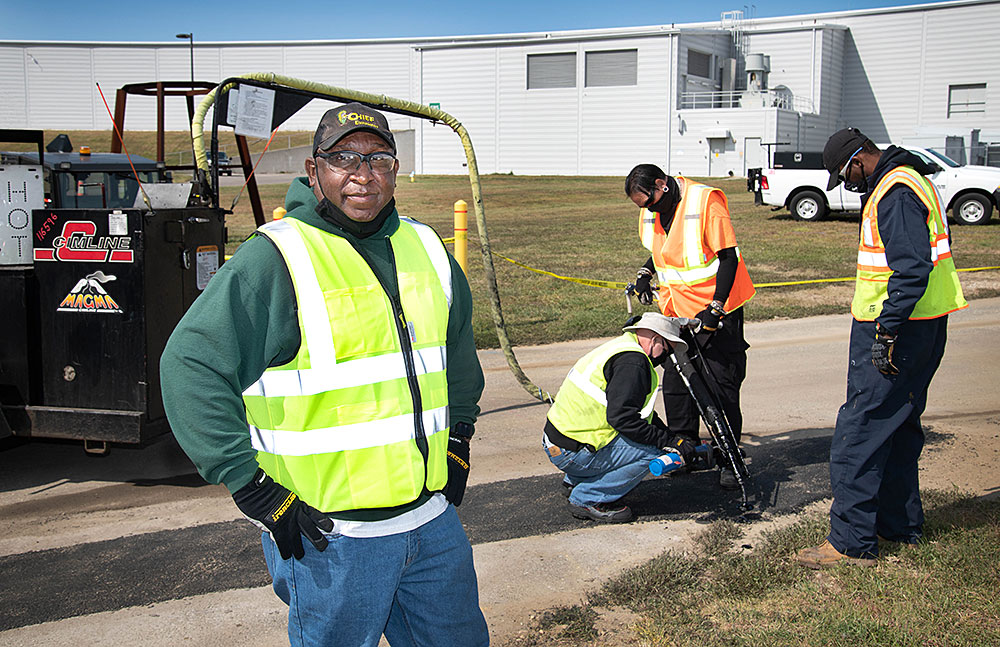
[1,165,43,265]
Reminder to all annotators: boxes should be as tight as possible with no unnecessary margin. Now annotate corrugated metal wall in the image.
[2,0,998,175]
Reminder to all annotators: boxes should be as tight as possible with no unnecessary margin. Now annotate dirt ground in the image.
[1,298,997,647]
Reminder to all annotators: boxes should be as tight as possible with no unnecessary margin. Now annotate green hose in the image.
[191,73,552,402]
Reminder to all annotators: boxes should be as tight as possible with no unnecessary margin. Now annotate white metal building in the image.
[1,0,997,176]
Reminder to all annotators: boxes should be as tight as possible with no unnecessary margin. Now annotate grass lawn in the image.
[219,173,1000,349]
[9,131,998,348]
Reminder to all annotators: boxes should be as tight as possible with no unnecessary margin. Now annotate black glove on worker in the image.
[635,267,654,305]
[695,300,726,332]
[232,469,334,561]
[443,422,474,506]
[663,434,698,466]
[872,324,899,375]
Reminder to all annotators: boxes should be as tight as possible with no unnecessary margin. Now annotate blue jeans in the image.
[828,317,947,558]
[262,504,489,647]
[547,434,663,507]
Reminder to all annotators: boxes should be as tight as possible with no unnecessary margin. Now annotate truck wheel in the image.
[952,193,992,225]
[790,190,827,222]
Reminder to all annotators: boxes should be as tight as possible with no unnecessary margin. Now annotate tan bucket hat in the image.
[622,312,691,353]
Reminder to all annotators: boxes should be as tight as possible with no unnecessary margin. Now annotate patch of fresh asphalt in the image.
[0,428,834,631]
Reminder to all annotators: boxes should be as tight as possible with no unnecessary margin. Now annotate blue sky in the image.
[4,0,937,41]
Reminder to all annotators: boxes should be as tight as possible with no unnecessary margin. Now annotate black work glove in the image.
[695,301,726,332]
[872,324,899,375]
[232,469,334,561]
[664,434,698,466]
[443,421,474,506]
[443,436,471,506]
[635,267,654,305]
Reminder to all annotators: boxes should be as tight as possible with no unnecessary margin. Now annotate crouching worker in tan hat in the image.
[543,313,700,523]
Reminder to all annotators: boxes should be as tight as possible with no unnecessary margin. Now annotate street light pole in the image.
[175,32,194,84]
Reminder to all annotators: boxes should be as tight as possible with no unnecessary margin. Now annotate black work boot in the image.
[569,501,634,523]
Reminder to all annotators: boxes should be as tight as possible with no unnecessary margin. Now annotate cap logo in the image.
[337,109,379,129]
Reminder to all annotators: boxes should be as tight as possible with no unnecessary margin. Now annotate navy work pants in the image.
[828,316,948,558]
[661,308,748,443]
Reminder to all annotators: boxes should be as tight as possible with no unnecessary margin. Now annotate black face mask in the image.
[651,350,669,367]
[843,159,869,194]
[315,197,395,238]
[647,176,681,215]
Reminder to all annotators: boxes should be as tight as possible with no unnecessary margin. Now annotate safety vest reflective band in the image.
[643,178,756,317]
[851,166,968,321]
[639,208,657,252]
[546,333,658,452]
[243,216,453,513]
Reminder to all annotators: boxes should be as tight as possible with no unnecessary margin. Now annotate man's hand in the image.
[443,436,471,506]
[664,434,698,465]
[695,300,726,332]
[232,469,334,561]
[635,267,654,305]
[872,324,899,375]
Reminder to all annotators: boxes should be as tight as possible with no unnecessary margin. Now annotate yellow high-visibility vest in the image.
[546,333,658,451]
[851,166,967,321]
[242,216,453,512]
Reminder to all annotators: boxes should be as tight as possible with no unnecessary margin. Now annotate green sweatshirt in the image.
[160,177,484,505]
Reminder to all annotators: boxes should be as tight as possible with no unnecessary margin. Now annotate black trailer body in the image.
[0,205,225,444]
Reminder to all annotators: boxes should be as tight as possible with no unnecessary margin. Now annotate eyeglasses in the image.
[838,146,863,183]
[315,150,396,174]
[641,185,662,209]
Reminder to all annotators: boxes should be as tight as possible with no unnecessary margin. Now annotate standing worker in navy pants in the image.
[796,128,967,568]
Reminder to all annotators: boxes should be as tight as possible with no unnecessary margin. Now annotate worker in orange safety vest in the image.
[624,163,756,490]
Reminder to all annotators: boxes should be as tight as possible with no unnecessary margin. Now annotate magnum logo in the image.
[58,271,123,314]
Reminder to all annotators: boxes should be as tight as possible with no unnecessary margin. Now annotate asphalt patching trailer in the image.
[1,127,225,451]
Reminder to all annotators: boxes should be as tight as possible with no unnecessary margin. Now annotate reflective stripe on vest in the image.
[639,208,657,252]
[654,182,711,285]
[243,216,453,512]
[851,166,967,321]
[646,178,755,317]
[546,333,658,452]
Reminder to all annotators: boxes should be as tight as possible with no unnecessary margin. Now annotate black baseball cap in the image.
[313,102,396,154]
[823,127,870,190]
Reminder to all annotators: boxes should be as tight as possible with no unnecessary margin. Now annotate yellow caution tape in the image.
[236,236,999,291]
[490,250,629,289]
[477,246,1000,292]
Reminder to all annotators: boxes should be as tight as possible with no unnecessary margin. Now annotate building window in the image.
[948,83,986,117]
[687,49,712,79]
[585,49,638,87]
[527,53,576,89]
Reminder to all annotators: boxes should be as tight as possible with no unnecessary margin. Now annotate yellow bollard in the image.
[272,207,286,220]
[453,199,468,275]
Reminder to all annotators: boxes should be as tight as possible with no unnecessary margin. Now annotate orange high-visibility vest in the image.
[851,166,967,321]
[640,178,755,318]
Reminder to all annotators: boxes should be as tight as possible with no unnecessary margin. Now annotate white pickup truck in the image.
[750,147,1000,225]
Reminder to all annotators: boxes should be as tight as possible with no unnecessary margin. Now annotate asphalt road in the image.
[1,298,997,644]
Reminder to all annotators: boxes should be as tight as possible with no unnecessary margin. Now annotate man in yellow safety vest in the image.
[161,103,488,645]
[544,313,700,523]
[796,128,967,569]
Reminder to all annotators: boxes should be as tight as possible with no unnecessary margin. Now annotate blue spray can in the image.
[649,452,684,476]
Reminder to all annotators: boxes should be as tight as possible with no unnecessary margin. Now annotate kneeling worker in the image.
[543,313,698,523]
